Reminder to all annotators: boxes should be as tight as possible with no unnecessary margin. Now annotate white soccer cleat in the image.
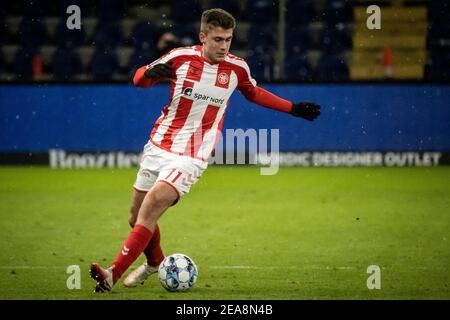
[123,262,159,287]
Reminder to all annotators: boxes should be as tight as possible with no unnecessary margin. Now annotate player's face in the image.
[200,26,233,63]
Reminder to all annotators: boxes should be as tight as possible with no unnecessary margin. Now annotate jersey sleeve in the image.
[236,60,293,113]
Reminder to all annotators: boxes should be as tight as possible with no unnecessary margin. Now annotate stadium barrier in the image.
[1,83,449,167]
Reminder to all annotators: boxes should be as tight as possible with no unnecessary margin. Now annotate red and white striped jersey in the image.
[133,45,292,162]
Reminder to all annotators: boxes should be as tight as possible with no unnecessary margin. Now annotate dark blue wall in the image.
[1,83,449,152]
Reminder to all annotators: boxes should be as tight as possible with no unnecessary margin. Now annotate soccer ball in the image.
[158,253,198,292]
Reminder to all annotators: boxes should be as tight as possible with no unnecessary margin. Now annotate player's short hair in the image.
[200,8,236,34]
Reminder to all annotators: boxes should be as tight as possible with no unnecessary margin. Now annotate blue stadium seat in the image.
[425,49,450,80]
[0,18,12,44]
[246,50,274,81]
[18,19,49,48]
[171,0,203,23]
[284,55,313,81]
[0,49,4,73]
[52,47,83,80]
[286,0,316,25]
[430,48,450,62]
[90,48,119,80]
[244,0,278,23]
[128,48,154,72]
[316,53,349,81]
[0,3,21,19]
[429,0,450,24]
[285,26,312,55]
[247,25,276,53]
[427,23,450,50]
[131,22,160,50]
[59,0,89,16]
[98,0,127,21]
[56,20,85,48]
[13,47,39,80]
[425,64,450,81]
[210,0,241,19]
[324,0,354,25]
[94,22,123,48]
[23,0,54,18]
[320,23,352,53]
[172,23,199,46]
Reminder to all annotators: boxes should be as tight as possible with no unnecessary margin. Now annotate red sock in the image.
[143,224,164,267]
[111,224,153,283]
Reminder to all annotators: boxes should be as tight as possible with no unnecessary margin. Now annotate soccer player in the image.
[90,8,320,292]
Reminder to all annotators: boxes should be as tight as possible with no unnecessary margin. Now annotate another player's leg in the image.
[90,182,178,292]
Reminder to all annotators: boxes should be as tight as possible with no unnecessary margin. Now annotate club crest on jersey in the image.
[217,72,229,85]
[183,87,193,96]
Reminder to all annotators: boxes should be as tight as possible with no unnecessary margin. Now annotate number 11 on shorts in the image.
[165,168,183,183]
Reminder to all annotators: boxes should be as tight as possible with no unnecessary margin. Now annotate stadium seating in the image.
[350,5,427,80]
[285,0,316,26]
[246,49,274,81]
[428,0,450,24]
[247,25,276,53]
[244,0,278,24]
[285,26,313,55]
[131,21,160,50]
[94,22,124,49]
[90,48,120,80]
[18,19,49,48]
[171,0,203,23]
[172,23,199,46]
[320,23,353,54]
[0,18,10,44]
[13,46,39,80]
[99,0,127,22]
[56,20,86,49]
[284,55,314,81]
[428,23,450,47]
[128,47,155,72]
[0,3,21,18]
[210,0,241,19]
[23,0,54,19]
[317,53,349,81]
[324,0,354,25]
[0,0,446,81]
[52,46,83,80]
[59,0,92,17]
[0,50,4,73]
[425,49,450,81]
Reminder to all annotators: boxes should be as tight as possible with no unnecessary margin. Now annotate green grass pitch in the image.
[0,166,449,300]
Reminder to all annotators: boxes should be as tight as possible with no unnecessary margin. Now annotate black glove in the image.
[290,102,321,121]
[144,61,173,79]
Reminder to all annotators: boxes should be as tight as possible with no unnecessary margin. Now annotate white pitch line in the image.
[209,266,356,270]
[210,266,257,269]
[0,266,67,269]
[1,265,357,271]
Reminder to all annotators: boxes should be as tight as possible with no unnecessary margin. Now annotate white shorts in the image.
[133,141,208,199]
